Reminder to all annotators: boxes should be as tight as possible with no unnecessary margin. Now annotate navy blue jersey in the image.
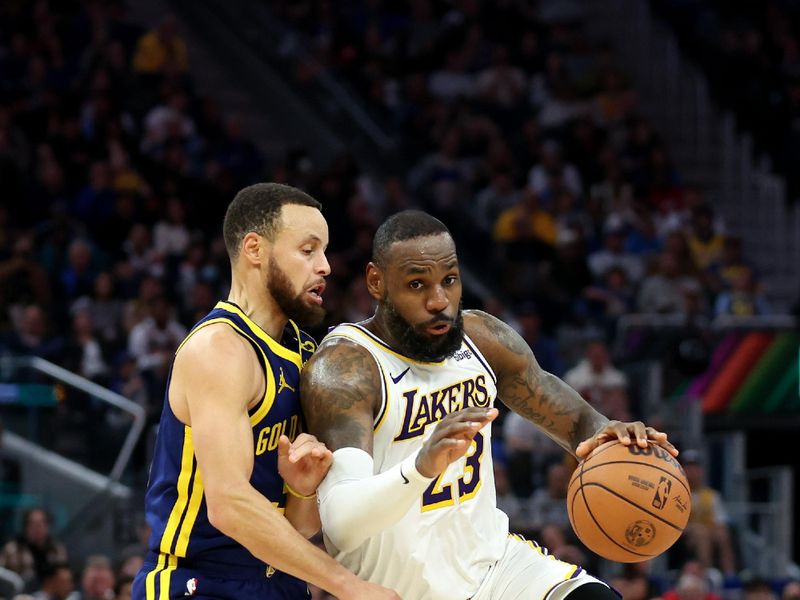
[137,301,316,598]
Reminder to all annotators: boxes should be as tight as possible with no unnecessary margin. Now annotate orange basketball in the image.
[567,441,692,563]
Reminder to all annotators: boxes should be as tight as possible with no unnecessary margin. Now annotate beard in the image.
[268,256,325,328]
[381,296,465,362]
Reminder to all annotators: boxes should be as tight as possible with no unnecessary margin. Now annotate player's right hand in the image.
[415,407,498,478]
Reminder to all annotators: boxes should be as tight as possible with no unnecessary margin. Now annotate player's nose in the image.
[316,252,331,276]
[426,285,449,312]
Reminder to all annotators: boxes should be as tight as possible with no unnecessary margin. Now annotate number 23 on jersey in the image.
[421,431,485,512]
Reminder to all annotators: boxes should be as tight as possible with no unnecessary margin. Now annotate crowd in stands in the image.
[0,1,794,599]
[650,0,800,202]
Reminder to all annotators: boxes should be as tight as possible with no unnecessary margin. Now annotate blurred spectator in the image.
[637,252,703,315]
[0,508,68,591]
[609,564,655,600]
[59,240,100,303]
[662,573,720,600]
[71,555,115,600]
[112,576,133,600]
[62,309,108,383]
[493,461,526,532]
[528,140,583,203]
[743,579,778,600]
[713,270,771,318]
[30,562,73,600]
[0,233,52,327]
[708,236,755,294]
[152,198,190,259]
[681,450,737,576]
[501,412,563,497]
[73,273,124,352]
[782,581,800,600]
[131,15,189,75]
[513,302,564,376]
[687,205,724,272]
[127,296,186,415]
[492,188,557,257]
[538,524,587,568]
[563,339,628,411]
[527,462,571,533]
[2,305,64,362]
[588,220,645,284]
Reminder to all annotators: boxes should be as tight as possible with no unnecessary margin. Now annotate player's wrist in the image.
[285,482,317,500]
[408,450,437,481]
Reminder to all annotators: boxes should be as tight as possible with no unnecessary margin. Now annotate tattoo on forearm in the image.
[480,312,604,451]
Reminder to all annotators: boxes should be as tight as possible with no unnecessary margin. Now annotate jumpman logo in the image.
[277,367,296,394]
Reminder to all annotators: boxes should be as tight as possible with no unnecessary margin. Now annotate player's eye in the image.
[443,275,458,286]
[409,280,423,290]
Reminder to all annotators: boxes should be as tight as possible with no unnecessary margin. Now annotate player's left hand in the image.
[575,420,678,460]
[278,433,333,497]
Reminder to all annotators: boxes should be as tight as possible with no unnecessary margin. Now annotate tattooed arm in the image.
[465,311,676,458]
[300,335,495,552]
[300,337,380,454]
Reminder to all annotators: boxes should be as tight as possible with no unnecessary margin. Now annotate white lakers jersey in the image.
[322,323,509,600]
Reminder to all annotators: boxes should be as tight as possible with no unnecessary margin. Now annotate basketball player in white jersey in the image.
[300,210,678,600]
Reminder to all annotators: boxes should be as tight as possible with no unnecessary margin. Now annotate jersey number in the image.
[421,431,484,512]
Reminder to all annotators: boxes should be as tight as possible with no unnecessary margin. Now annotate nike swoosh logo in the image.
[390,367,411,384]
[400,466,409,484]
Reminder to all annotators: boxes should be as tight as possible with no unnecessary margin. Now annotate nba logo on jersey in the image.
[184,578,198,595]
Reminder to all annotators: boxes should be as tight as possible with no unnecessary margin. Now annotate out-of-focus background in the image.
[0,1,798,599]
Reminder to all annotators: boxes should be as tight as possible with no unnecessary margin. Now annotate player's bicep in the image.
[176,329,261,498]
[300,339,380,454]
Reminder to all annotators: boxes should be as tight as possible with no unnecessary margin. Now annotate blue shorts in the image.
[133,557,311,600]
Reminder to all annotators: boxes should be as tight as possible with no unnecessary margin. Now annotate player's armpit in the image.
[299,337,382,453]
[463,310,608,455]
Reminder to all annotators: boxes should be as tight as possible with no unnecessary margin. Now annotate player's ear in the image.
[365,262,384,300]
[241,232,265,265]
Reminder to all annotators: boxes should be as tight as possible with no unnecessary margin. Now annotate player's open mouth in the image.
[306,283,325,305]
[426,322,451,335]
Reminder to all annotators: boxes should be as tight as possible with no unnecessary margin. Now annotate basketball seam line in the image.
[574,467,655,559]
[578,482,686,532]
[576,459,691,496]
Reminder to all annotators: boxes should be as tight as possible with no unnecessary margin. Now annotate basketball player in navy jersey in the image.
[133,184,399,599]
[301,210,678,600]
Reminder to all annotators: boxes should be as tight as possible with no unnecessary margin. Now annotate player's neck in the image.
[228,280,288,341]
[364,312,399,350]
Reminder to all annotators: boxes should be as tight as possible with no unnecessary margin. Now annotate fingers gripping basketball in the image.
[567,441,692,563]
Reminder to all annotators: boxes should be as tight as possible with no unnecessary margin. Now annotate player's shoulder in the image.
[463,309,529,367]
[175,322,255,374]
[302,328,379,385]
[463,309,514,345]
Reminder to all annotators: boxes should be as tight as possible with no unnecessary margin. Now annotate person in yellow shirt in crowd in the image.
[681,450,737,576]
[132,14,189,75]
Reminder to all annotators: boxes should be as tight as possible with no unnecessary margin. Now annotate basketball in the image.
[567,441,692,563]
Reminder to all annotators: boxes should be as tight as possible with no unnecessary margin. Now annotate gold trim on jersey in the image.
[160,426,196,555]
[373,359,390,432]
[324,329,389,431]
[175,316,276,427]
[216,301,302,368]
[339,324,447,366]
